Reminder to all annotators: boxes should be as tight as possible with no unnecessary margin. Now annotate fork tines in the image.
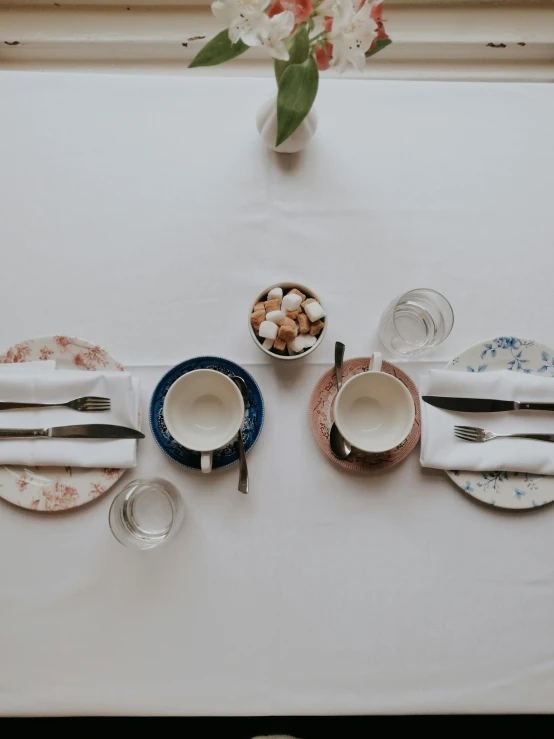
[72,396,111,412]
[454,425,485,442]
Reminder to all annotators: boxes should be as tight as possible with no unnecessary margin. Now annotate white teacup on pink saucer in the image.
[334,352,415,454]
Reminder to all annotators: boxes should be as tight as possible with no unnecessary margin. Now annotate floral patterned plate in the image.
[150,356,264,471]
[309,357,421,472]
[446,337,554,510]
[0,336,127,512]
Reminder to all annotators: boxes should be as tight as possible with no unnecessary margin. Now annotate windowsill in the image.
[0,2,553,81]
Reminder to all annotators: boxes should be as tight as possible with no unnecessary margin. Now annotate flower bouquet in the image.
[190,0,391,149]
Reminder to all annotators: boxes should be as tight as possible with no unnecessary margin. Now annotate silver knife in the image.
[422,396,554,413]
[0,424,144,439]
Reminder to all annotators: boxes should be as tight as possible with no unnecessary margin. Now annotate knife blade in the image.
[422,396,554,413]
[0,424,145,440]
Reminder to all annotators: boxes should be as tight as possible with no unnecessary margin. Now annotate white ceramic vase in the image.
[256,95,318,154]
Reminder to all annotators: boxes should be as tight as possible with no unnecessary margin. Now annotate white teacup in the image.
[163,369,244,473]
[334,352,415,454]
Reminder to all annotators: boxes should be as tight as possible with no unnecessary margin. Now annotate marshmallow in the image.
[289,335,317,354]
[267,287,283,301]
[266,310,286,325]
[262,338,275,350]
[287,337,305,354]
[259,321,278,340]
[289,288,306,302]
[282,293,302,313]
[304,301,326,322]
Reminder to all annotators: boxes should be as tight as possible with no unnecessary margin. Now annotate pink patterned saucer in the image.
[0,336,128,512]
[309,357,421,472]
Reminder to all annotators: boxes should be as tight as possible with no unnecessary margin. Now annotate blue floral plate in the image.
[150,356,264,471]
[446,337,554,510]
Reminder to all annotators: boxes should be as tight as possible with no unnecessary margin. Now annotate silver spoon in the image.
[330,341,352,459]
[231,375,249,494]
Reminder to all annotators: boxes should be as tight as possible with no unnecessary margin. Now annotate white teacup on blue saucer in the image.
[163,369,244,473]
[334,352,415,454]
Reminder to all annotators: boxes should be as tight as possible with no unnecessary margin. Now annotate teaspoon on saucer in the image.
[330,342,352,460]
[232,375,249,494]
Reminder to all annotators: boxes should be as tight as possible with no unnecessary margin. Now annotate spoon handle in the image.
[335,342,345,391]
[237,431,249,494]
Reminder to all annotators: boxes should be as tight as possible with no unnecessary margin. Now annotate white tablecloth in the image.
[1,72,554,716]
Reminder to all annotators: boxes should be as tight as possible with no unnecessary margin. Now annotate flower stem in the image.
[310,31,327,44]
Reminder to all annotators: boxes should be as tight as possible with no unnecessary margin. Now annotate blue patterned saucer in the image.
[150,356,264,471]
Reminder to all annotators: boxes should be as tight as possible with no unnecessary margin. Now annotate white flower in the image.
[261,11,295,60]
[212,0,270,47]
[327,0,376,72]
[211,0,294,59]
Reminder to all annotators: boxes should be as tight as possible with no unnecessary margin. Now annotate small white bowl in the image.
[248,282,327,361]
[334,371,415,454]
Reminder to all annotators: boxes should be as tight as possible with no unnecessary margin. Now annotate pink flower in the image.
[40,346,54,361]
[43,481,79,511]
[268,0,313,26]
[315,41,333,70]
[54,335,72,350]
[369,0,388,39]
[17,475,29,493]
[369,0,384,24]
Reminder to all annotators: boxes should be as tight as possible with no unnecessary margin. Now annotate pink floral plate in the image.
[309,357,421,472]
[0,336,127,512]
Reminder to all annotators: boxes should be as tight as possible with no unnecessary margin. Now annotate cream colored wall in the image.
[0,1,553,80]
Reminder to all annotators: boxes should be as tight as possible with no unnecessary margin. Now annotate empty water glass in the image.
[109,479,184,550]
[379,288,454,356]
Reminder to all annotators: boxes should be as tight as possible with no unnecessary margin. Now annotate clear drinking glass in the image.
[109,479,184,550]
[379,288,454,356]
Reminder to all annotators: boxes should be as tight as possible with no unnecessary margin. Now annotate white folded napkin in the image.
[0,366,140,468]
[420,369,554,474]
[0,360,56,371]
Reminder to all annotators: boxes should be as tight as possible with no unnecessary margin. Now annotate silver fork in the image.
[454,425,554,443]
[0,396,111,413]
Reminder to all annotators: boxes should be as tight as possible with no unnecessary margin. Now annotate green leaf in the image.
[189,30,248,68]
[274,59,288,86]
[289,26,310,65]
[365,37,392,58]
[276,55,319,148]
[274,27,310,86]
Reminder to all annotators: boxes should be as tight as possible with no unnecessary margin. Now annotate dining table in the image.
[1,70,554,716]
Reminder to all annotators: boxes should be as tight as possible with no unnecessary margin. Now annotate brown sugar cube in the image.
[301,298,316,311]
[309,319,325,336]
[250,310,266,333]
[286,308,302,320]
[289,288,306,302]
[282,316,296,328]
[273,337,287,354]
[253,301,265,312]
[278,323,298,343]
[297,313,310,334]
[264,298,281,313]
